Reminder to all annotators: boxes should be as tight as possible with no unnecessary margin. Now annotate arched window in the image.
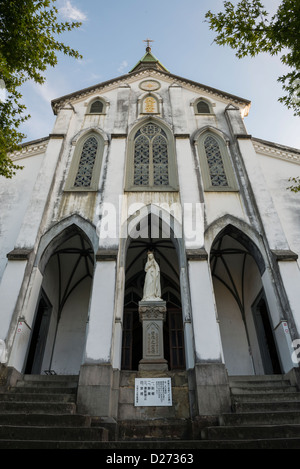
[87,98,106,114]
[65,132,105,191]
[196,131,238,191]
[194,98,213,114]
[140,94,160,114]
[125,121,178,191]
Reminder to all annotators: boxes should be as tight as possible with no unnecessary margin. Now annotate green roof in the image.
[129,48,169,73]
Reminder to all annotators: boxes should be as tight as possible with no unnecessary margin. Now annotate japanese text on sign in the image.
[134,378,172,406]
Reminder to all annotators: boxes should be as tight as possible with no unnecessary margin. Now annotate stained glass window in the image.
[133,123,169,187]
[74,136,98,187]
[204,135,228,187]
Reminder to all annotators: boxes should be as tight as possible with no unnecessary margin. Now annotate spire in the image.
[129,40,169,73]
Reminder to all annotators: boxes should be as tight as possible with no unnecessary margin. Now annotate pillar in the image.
[188,252,231,415]
[77,250,118,418]
[138,300,168,371]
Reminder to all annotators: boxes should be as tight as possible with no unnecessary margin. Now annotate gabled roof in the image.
[129,47,169,73]
[51,50,251,115]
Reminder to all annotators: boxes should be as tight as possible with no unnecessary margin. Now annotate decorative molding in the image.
[186,249,208,260]
[51,68,250,115]
[7,248,32,260]
[10,137,49,161]
[271,249,298,261]
[96,248,118,261]
[253,138,300,165]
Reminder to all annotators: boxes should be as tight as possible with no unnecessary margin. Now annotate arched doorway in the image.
[25,226,94,375]
[210,224,281,375]
[121,213,185,371]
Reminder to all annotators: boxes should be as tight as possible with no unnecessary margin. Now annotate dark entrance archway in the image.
[210,224,281,375]
[121,214,185,371]
[25,226,94,375]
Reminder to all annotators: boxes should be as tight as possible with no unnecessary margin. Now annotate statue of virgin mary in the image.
[142,251,162,301]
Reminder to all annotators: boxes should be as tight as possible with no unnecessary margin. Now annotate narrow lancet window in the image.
[204,135,228,187]
[74,136,98,187]
[133,123,169,187]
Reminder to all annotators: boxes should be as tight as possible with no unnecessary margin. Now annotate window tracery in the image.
[126,120,178,191]
[133,123,169,187]
[204,135,228,187]
[74,136,98,187]
[65,132,105,191]
[196,130,238,191]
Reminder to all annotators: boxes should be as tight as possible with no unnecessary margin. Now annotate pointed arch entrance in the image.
[210,224,281,375]
[25,225,94,375]
[121,210,185,371]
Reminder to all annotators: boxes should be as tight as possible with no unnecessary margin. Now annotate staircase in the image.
[201,375,300,448]
[1,373,300,448]
[0,374,108,449]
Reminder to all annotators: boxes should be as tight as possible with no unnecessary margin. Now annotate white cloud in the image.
[118,60,128,74]
[34,82,58,104]
[59,0,87,22]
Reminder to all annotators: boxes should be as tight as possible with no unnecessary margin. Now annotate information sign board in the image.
[134,378,172,406]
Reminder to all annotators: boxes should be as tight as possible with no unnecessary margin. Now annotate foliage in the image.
[205,0,300,116]
[0,0,82,178]
[287,176,300,193]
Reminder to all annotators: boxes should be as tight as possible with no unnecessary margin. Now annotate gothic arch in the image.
[65,129,108,191]
[114,204,194,370]
[86,97,108,114]
[35,215,98,274]
[192,97,214,114]
[125,117,178,191]
[138,92,162,115]
[207,218,282,375]
[204,215,266,273]
[26,220,96,375]
[193,126,238,191]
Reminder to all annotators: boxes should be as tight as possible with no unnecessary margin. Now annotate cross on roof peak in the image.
[143,38,154,52]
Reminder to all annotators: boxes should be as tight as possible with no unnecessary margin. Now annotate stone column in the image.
[188,255,231,415]
[138,300,168,371]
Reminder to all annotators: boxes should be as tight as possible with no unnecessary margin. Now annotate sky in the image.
[19,0,300,150]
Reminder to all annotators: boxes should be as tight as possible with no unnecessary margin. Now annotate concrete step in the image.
[0,412,92,427]
[16,375,78,389]
[232,392,300,403]
[230,385,297,395]
[233,401,300,413]
[202,424,300,441]
[229,374,291,383]
[220,411,300,426]
[0,425,108,442]
[1,438,300,449]
[0,392,76,403]
[0,401,76,414]
[117,419,192,441]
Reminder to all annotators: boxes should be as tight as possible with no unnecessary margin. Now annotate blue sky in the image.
[20,0,300,149]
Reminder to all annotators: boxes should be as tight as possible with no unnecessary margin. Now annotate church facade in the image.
[1,47,300,420]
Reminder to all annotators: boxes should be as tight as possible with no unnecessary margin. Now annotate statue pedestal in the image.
[138,300,168,371]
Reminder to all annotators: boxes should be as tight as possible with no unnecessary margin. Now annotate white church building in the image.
[1,46,300,420]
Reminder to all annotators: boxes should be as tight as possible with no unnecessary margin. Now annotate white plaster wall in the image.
[214,280,254,375]
[0,153,43,281]
[188,260,224,362]
[204,192,248,228]
[49,278,91,375]
[84,261,116,363]
[258,154,300,260]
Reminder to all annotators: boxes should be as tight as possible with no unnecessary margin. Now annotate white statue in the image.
[142,251,162,301]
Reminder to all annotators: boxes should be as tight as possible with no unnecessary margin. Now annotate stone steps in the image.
[0,374,108,448]
[201,374,300,448]
[116,418,193,441]
[2,372,300,448]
